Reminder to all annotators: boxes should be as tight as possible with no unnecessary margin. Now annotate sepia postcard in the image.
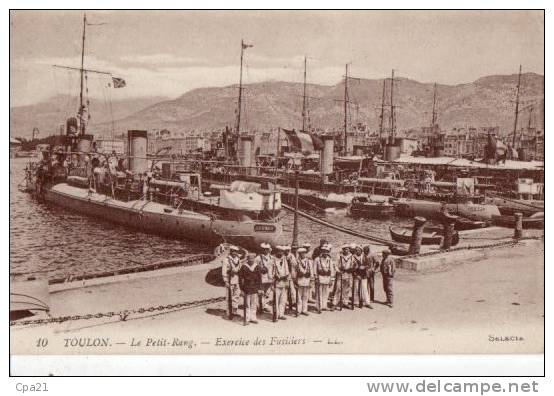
[9,9,544,359]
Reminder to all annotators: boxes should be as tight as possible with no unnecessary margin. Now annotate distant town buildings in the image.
[508,127,544,161]
[441,127,499,158]
[136,120,543,162]
[95,138,126,155]
[147,128,210,156]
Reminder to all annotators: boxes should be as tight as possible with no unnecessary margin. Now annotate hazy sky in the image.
[10,10,544,106]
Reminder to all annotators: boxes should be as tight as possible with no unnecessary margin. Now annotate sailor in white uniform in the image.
[314,244,335,311]
[294,247,312,315]
[222,245,242,317]
[273,246,291,320]
[254,243,275,312]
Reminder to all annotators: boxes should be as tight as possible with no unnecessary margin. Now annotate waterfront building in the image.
[95,138,125,155]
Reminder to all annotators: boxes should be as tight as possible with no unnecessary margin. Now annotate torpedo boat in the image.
[21,15,283,251]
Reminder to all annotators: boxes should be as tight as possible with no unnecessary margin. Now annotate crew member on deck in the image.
[222,245,242,317]
[239,253,262,324]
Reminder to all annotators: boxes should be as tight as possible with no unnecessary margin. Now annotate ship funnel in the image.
[127,130,148,173]
[320,134,334,182]
[66,117,78,136]
[384,142,401,161]
[77,134,94,153]
[239,135,254,169]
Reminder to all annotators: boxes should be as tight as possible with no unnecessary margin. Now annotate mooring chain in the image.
[10,296,225,327]
[399,236,541,260]
[12,237,541,327]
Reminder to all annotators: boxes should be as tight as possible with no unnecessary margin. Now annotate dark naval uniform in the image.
[238,260,262,322]
[364,251,380,302]
[352,252,370,306]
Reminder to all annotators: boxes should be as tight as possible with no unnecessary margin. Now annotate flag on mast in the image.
[282,128,324,152]
[242,43,254,49]
[111,77,126,88]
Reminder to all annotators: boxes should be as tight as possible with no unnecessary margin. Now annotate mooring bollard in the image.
[514,212,523,239]
[441,213,458,250]
[409,216,427,255]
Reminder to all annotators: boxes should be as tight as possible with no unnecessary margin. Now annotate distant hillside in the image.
[109,72,544,136]
[10,73,544,139]
[9,95,169,139]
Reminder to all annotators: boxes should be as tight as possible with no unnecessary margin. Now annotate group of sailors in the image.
[222,239,396,325]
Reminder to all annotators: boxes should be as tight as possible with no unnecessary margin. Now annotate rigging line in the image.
[63,70,77,119]
[98,78,111,134]
[244,62,250,132]
[51,67,62,120]
[108,81,115,141]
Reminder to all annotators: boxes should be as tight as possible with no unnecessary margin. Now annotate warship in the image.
[21,14,283,251]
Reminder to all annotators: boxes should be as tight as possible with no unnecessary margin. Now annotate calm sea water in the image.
[9,157,411,279]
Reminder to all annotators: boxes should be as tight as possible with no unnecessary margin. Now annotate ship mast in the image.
[512,65,522,148]
[389,69,396,144]
[79,13,87,135]
[430,82,438,129]
[378,79,386,148]
[235,40,253,135]
[301,56,307,132]
[235,40,245,135]
[343,63,349,155]
[520,105,533,150]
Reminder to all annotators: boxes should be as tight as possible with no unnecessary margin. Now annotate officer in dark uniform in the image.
[363,245,379,303]
[380,249,396,308]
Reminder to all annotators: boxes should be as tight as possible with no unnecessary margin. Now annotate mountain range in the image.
[10,73,544,140]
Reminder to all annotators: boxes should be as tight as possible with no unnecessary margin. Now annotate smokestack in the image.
[320,134,334,182]
[239,135,254,168]
[76,134,93,153]
[384,144,401,161]
[127,130,148,173]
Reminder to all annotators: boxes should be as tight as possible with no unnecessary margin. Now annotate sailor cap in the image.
[302,242,311,248]
[282,245,291,251]
[350,243,360,249]
[297,247,307,253]
[229,245,240,252]
[341,244,351,249]
[260,243,272,250]
[382,249,391,255]
[321,244,331,252]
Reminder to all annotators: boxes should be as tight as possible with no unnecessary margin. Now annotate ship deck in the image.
[51,183,212,219]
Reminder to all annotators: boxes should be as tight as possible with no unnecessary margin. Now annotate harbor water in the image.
[10,157,412,279]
